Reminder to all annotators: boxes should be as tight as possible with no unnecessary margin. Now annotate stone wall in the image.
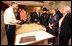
[1,10,8,45]
[1,10,5,39]
[43,1,71,10]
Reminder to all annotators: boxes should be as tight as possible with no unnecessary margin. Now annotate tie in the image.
[37,12,39,17]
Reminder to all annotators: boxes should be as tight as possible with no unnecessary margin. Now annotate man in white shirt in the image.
[4,2,21,45]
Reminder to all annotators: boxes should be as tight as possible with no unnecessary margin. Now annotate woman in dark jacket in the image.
[48,8,60,37]
[59,6,71,45]
[48,8,60,45]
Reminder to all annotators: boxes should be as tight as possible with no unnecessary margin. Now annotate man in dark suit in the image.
[46,9,50,26]
[40,8,49,27]
[30,8,40,23]
[56,10,63,20]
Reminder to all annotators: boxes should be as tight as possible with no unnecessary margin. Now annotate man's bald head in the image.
[36,8,40,12]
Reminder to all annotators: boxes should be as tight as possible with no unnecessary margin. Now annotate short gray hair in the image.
[11,2,17,6]
[63,6,71,13]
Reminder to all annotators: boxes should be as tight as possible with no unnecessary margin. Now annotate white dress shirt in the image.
[36,12,39,17]
[4,6,18,25]
[59,17,64,28]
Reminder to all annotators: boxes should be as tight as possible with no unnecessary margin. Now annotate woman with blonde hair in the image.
[48,8,60,45]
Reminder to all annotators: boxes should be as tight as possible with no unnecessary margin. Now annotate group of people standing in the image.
[30,7,63,45]
[16,8,31,24]
[4,2,71,45]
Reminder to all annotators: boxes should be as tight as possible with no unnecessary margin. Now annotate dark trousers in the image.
[5,24,16,45]
[47,28,58,45]
[48,37,56,45]
[59,35,70,45]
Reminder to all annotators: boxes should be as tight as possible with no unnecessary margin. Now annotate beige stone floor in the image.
[1,35,8,45]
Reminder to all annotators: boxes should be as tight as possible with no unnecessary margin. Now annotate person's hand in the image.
[51,24,54,26]
[49,24,53,29]
[37,22,40,24]
[50,26,53,29]
[17,20,21,23]
[49,24,51,27]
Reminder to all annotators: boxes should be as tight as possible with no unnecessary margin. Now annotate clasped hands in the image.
[47,23,54,29]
